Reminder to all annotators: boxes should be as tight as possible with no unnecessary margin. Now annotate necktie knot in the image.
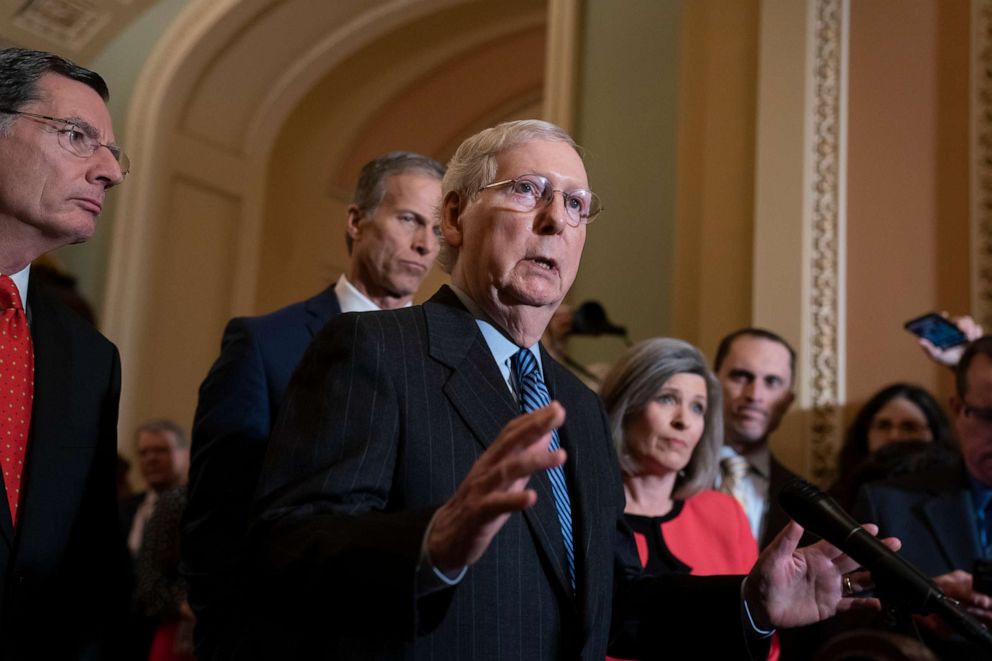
[0,275,23,312]
[719,455,751,514]
[513,347,538,381]
[721,455,750,483]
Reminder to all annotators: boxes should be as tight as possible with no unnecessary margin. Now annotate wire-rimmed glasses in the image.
[0,108,130,176]
[478,173,602,226]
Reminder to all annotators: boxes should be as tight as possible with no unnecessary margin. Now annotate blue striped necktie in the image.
[512,348,575,589]
[978,491,992,559]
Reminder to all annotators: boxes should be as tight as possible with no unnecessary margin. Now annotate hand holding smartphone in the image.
[904,313,969,349]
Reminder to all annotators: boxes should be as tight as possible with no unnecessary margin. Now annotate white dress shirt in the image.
[716,444,771,544]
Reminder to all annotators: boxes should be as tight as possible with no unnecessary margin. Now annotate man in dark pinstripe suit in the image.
[249,120,888,660]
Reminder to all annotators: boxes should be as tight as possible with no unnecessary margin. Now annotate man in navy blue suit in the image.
[182,151,444,657]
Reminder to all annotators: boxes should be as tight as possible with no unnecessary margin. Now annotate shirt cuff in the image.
[741,577,775,638]
[416,511,468,596]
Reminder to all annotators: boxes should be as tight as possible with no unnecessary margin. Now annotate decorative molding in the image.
[806,0,848,484]
[972,0,992,327]
[12,0,110,50]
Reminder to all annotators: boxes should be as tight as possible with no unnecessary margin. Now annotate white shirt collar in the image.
[5,264,30,308]
[334,273,415,313]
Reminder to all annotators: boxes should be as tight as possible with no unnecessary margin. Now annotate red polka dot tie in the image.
[0,275,33,525]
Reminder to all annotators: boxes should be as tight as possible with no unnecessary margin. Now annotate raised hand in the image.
[427,402,567,574]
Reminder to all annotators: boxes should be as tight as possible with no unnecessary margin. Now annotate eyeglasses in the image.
[478,173,602,226]
[962,400,992,424]
[0,108,130,176]
[869,418,931,437]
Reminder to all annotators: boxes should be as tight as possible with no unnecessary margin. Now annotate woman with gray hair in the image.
[600,337,760,579]
[602,338,779,660]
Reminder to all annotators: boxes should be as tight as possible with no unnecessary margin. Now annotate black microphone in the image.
[779,478,992,649]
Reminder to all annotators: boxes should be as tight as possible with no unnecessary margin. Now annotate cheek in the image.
[866,431,886,453]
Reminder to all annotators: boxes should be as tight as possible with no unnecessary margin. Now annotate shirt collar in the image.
[968,471,992,510]
[719,443,771,479]
[5,264,30,308]
[334,273,413,313]
[448,284,542,387]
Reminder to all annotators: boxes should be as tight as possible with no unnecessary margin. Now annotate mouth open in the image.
[527,256,558,272]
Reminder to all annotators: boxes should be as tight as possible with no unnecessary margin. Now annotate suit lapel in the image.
[919,484,981,569]
[304,286,341,338]
[17,286,74,553]
[424,287,571,595]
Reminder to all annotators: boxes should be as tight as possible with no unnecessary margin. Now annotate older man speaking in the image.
[249,120,888,660]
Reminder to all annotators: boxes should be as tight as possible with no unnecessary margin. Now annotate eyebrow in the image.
[64,115,118,146]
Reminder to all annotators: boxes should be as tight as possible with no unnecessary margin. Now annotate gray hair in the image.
[438,119,580,273]
[346,151,445,254]
[599,337,724,500]
[135,418,188,449]
[0,48,109,135]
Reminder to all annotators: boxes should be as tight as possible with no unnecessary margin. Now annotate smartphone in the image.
[904,313,968,349]
[974,559,992,595]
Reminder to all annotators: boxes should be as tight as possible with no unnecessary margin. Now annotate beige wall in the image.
[845,0,970,419]
[570,0,682,367]
[22,0,978,476]
[672,0,759,359]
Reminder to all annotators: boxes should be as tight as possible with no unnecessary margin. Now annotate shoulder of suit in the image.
[862,461,967,497]
[231,287,338,332]
[32,283,116,352]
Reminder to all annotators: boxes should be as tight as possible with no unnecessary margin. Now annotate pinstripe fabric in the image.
[513,348,574,590]
[251,286,752,660]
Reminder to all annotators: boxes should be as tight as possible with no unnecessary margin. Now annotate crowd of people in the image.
[2,46,991,660]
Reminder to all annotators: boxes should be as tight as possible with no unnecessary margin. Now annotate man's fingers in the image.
[474,489,538,518]
[836,596,883,613]
[488,403,566,459]
[769,520,804,554]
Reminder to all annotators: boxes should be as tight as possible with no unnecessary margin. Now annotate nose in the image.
[534,192,569,236]
[743,381,761,402]
[670,405,687,430]
[89,145,125,188]
[413,224,438,257]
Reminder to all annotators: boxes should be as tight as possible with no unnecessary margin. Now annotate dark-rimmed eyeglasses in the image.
[478,173,602,226]
[0,108,130,176]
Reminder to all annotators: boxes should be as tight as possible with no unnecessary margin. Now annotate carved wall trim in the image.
[972,0,992,326]
[806,0,848,484]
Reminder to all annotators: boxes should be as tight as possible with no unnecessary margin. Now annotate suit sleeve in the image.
[250,312,438,641]
[182,317,274,622]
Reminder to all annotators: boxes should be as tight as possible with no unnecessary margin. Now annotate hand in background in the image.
[919,313,982,367]
[915,570,992,635]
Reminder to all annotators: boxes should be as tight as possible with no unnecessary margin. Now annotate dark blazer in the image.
[0,282,122,660]
[182,285,341,656]
[248,286,753,660]
[853,463,981,576]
